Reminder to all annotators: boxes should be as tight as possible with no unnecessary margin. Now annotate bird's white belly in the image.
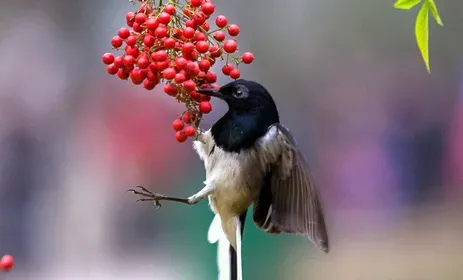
[193,130,267,219]
[206,157,261,219]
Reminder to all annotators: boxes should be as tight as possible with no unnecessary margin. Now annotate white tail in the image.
[208,214,243,280]
[235,221,243,280]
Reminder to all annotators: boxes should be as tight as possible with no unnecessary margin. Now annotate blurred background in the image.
[0,0,463,279]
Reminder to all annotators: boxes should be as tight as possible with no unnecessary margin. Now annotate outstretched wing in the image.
[253,124,329,252]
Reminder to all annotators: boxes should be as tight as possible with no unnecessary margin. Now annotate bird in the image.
[129,79,329,280]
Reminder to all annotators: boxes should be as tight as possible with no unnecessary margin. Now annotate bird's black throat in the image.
[211,108,279,153]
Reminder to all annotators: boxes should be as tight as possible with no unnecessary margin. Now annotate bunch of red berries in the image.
[102,0,255,142]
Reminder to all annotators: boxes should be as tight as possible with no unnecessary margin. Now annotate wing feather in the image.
[253,124,329,252]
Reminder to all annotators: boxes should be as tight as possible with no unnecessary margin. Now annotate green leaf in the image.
[427,0,444,26]
[394,0,422,10]
[415,1,430,73]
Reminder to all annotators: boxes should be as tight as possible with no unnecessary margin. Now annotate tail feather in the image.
[208,211,247,280]
[208,214,222,244]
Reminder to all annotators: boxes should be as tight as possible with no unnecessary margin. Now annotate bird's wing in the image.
[253,123,329,252]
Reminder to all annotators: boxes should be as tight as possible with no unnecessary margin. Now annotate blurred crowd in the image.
[0,0,462,279]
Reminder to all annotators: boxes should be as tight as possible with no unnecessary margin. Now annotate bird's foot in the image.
[127,186,165,209]
[127,186,190,209]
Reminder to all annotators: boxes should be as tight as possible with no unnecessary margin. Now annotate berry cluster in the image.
[102,0,254,142]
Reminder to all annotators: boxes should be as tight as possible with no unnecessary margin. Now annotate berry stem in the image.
[207,28,224,35]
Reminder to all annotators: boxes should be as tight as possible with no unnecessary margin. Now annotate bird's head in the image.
[197,79,279,121]
[197,79,280,152]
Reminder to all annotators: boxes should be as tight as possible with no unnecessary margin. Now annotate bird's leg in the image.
[128,183,215,209]
[187,182,215,204]
[193,129,206,144]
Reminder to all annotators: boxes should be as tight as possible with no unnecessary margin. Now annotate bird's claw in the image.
[128,186,164,209]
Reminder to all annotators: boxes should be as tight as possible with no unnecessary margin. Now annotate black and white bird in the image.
[130,79,329,280]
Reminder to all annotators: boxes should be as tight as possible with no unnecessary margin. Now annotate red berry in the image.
[229,68,240,79]
[193,13,206,25]
[164,83,178,96]
[182,112,195,123]
[185,60,198,70]
[201,21,210,31]
[185,126,196,137]
[199,101,212,114]
[153,50,168,62]
[117,69,129,80]
[155,27,167,38]
[137,56,150,69]
[125,45,139,57]
[182,42,195,54]
[163,68,176,80]
[126,35,137,46]
[205,71,217,83]
[223,40,237,53]
[185,19,196,29]
[143,34,155,47]
[227,24,240,36]
[213,31,225,42]
[111,36,123,48]
[146,70,159,82]
[139,4,152,14]
[155,60,169,71]
[190,0,202,7]
[215,15,228,28]
[118,28,130,39]
[198,71,207,80]
[184,8,193,17]
[158,12,171,24]
[123,55,135,66]
[196,41,209,53]
[132,22,143,33]
[183,27,195,39]
[107,64,118,75]
[130,69,146,84]
[164,38,176,48]
[165,4,176,15]
[172,119,184,131]
[222,64,233,75]
[114,56,124,67]
[190,90,201,101]
[184,50,199,61]
[183,80,196,92]
[200,94,211,101]
[198,59,211,71]
[102,53,114,65]
[173,57,186,70]
[143,79,156,90]
[0,255,14,272]
[123,64,134,73]
[242,52,254,64]
[174,73,186,83]
[146,18,159,30]
[135,13,147,24]
[201,2,215,15]
[175,131,187,143]
[209,45,222,57]
[126,12,135,22]
[195,31,207,42]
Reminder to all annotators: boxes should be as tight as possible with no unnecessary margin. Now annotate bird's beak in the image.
[196,88,225,100]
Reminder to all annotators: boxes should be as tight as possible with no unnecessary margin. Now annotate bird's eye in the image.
[235,90,242,96]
